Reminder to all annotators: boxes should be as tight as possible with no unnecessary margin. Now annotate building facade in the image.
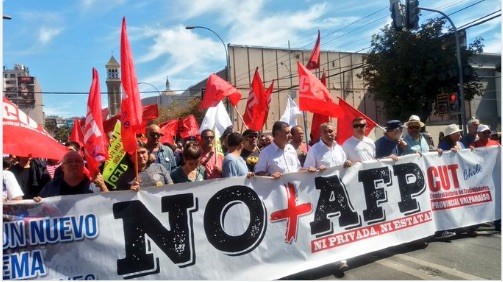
[3,64,44,125]
[105,55,122,117]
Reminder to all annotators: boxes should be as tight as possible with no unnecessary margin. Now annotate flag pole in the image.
[233,105,248,132]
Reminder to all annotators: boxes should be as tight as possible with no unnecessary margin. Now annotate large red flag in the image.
[120,17,143,155]
[262,80,274,129]
[69,118,84,147]
[84,68,109,177]
[243,68,268,131]
[310,71,330,143]
[336,98,378,144]
[3,97,68,160]
[306,30,321,70]
[199,74,241,110]
[297,61,341,117]
[179,115,199,139]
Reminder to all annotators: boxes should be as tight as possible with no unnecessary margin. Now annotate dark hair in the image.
[227,132,244,147]
[242,129,258,137]
[272,121,289,136]
[183,141,201,161]
[64,141,81,151]
[201,129,214,137]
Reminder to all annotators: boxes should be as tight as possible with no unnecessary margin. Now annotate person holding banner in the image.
[222,132,254,178]
[199,129,224,179]
[34,151,107,201]
[255,121,301,179]
[145,124,177,173]
[375,120,408,161]
[303,122,351,171]
[438,124,465,151]
[403,115,430,155]
[115,142,173,191]
[171,141,206,183]
[342,117,376,162]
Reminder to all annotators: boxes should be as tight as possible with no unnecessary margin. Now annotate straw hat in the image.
[444,124,462,136]
[404,115,425,128]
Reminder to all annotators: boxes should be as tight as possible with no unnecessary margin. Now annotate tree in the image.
[359,18,484,121]
[155,96,205,125]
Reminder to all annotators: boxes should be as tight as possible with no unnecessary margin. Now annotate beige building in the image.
[3,64,44,125]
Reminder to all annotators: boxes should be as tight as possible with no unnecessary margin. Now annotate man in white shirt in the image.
[255,121,301,179]
[304,123,352,171]
[3,170,24,201]
[342,117,376,162]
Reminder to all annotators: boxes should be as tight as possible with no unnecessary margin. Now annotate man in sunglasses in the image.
[200,129,223,179]
[241,129,261,172]
[402,115,430,154]
[145,124,177,173]
[342,117,376,162]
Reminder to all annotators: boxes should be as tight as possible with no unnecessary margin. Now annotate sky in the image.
[2,0,501,119]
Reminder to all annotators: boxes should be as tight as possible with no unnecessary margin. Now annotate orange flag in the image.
[297,61,341,118]
[199,74,241,110]
[120,17,143,155]
[336,98,378,144]
[305,30,321,70]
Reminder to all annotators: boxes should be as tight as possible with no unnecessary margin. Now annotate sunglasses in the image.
[202,135,215,140]
[408,126,420,130]
[149,132,163,138]
[246,134,258,139]
[352,124,367,129]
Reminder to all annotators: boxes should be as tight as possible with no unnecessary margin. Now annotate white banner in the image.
[3,147,500,280]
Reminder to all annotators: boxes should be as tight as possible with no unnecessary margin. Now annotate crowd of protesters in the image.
[3,115,501,273]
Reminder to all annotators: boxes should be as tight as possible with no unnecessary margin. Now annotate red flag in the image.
[3,97,68,160]
[336,98,378,144]
[84,68,109,178]
[305,30,321,70]
[179,115,199,139]
[159,119,179,146]
[297,61,341,117]
[120,17,143,155]
[103,104,158,135]
[69,118,84,147]
[310,71,330,143]
[243,68,269,131]
[262,80,274,129]
[199,74,242,110]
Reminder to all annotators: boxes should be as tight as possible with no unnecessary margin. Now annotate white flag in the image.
[200,100,232,138]
[280,96,301,126]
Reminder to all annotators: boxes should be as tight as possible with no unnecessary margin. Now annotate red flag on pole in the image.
[305,30,321,70]
[159,119,179,146]
[310,71,330,142]
[120,17,143,155]
[336,98,378,144]
[3,97,68,160]
[262,79,274,129]
[179,115,200,139]
[243,68,269,131]
[297,61,341,117]
[69,118,84,147]
[199,74,241,110]
[84,68,109,177]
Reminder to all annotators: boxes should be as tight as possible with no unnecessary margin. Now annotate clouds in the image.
[38,27,63,45]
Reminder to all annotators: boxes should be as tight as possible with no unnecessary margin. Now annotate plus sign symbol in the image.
[270,182,312,243]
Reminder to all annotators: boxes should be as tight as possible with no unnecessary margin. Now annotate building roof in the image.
[106,55,120,68]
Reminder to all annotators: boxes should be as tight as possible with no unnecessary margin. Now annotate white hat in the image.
[477,124,491,133]
[404,115,425,128]
[444,124,462,136]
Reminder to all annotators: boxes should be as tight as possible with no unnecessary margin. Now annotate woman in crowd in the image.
[438,124,465,151]
[170,141,206,183]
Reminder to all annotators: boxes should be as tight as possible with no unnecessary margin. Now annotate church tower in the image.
[105,55,121,117]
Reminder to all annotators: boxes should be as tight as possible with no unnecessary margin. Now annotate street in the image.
[283,225,500,280]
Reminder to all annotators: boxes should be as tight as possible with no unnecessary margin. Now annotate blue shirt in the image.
[403,134,430,154]
[375,135,403,158]
[151,144,177,172]
[222,153,249,178]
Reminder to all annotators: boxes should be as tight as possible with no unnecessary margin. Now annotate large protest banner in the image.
[3,147,500,280]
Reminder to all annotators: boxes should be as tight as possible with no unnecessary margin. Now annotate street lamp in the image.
[185,25,232,120]
[138,81,162,107]
[3,15,12,20]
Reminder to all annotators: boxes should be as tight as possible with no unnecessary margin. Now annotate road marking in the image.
[375,259,444,280]
[392,253,484,280]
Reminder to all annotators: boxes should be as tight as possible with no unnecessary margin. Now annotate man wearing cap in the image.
[145,124,177,173]
[471,124,500,147]
[375,120,408,160]
[403,115,430,154]
[461,118,480,148]
[241,129,261,172]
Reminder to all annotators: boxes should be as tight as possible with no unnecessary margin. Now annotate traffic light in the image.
[389,0,405,31]
[406,0,420,30]
[449,92,460,113]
